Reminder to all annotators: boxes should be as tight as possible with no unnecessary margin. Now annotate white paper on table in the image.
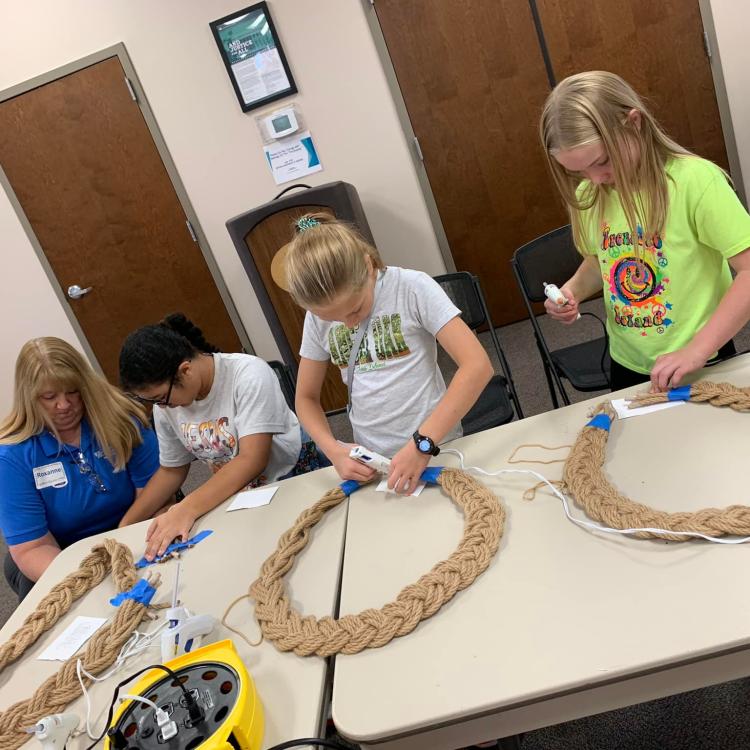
[611,397,685,420]
[38,615,107,661]
[226,485,279,511]
[376,479,426,497]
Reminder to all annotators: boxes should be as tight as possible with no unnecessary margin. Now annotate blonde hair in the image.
[0,338,149,471]
[284,212,386,308]
[540,71,695,255]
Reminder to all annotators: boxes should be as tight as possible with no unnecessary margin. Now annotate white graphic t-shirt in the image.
[154,353,301,484]
[300,266,462,457]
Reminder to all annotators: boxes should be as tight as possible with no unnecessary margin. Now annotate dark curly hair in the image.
[119,313,219,390]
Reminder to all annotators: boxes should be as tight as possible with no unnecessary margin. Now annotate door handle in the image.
[67,284,93,300]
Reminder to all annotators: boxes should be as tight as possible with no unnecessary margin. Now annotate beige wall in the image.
[704,0,750,203]
[0,0,445,414]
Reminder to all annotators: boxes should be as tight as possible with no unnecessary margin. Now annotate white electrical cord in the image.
[76,618,170,739]
[441,448,750,545]
[121,693,158,712]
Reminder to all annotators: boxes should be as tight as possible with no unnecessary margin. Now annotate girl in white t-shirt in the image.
[118,313,325,560]
[281,213,493,495]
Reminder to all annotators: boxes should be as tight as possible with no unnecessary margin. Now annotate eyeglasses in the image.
[66,448,108,493]
[132,369,177,407]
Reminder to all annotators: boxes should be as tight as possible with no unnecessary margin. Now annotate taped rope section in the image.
[0,539,159,750]
[564,383,750,541]
[249,468,504,656]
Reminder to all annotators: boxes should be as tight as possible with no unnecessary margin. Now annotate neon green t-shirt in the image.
[579,156,750,373]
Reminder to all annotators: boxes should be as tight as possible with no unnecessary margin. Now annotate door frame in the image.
[361,1,456,274]
[363,0,748,250]
[699,0,747,206]
[0,42,254,372]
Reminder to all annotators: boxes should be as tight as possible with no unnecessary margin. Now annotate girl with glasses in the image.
[0,338,160,600]
[118,313,326,562]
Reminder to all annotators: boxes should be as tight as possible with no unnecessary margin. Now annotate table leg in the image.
[497,736,522,750]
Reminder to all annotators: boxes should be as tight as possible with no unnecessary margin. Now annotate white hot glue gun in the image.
[349,446,391,473]
[543,282,581,320]
[161,606,217,662]
[26,713,79,749]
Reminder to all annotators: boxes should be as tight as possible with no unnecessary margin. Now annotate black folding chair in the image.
[434,272,523,434]
[511,225,610,408]
[268,360,297,412]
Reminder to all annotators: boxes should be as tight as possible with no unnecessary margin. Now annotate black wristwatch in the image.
[413,431,440,456]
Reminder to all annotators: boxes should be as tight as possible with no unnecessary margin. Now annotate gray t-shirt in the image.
[154,353,301,483]
[300,266,462,457]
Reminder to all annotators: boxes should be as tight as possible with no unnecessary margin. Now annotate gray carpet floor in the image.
[3,307,750,748]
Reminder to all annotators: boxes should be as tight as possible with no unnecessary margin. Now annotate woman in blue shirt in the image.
[0,338,160,599]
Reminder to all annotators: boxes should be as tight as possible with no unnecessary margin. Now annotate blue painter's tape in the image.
[420,467,443,484]
[135,529,214,569]
[340,480,361,496]
[586,413,612,431]
[668,385,691,402]
[110,578,156,607]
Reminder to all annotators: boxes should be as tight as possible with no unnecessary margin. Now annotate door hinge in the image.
[413,136,424,163]
[124,76,137,102]
[186,219,198,243]
[703,30,712,60]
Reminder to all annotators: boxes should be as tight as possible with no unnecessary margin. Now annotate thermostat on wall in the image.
[265,106,299,139]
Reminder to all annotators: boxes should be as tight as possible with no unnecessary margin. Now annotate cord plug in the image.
[106,727,129,749]
[155,708,178,741]
[184,693,205,725]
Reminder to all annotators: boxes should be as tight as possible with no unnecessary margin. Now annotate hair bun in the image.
[161,313,219,353]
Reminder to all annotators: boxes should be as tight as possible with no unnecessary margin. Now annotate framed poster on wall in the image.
[210,2,297,113]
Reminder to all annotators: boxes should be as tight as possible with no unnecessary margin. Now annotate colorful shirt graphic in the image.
[300,267,462,457]
[328,313,411,372]
[580,157,750,374]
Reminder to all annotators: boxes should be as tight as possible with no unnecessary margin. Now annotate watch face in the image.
[418,439,431,453]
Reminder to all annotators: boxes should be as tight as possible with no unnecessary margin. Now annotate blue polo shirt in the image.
[0,419,159,549]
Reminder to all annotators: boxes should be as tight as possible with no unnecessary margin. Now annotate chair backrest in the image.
[434,270,524,420]
[512,225,580,303]
[268,360,297,412]
[433,272,486,331]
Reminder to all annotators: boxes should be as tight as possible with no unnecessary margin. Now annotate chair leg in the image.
[543,362,560,410]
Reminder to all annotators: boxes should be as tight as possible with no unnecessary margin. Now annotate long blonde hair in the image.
[540,71,694,255]
[284,212,386,308]
[0,338,149,470]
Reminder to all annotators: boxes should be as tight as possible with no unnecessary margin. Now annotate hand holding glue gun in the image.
[543,282,581,323]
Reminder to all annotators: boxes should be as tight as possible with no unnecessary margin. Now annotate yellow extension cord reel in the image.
[104,640,263,750]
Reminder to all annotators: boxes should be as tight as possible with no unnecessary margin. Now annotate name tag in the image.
[33,462,68,490]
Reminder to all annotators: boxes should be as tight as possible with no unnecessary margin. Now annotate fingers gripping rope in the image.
[249,469,504,657]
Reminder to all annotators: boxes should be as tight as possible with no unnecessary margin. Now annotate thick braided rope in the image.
[250,468,504,657]
[0,539,155,750]
[630,380,750,411]
[563,400,750,541]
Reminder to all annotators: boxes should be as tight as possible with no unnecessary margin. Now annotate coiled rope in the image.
[249,468,504,656]
[563,383,750,541]
[0,539,159,750]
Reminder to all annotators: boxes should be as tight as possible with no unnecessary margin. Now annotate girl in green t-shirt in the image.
[539,71,750,392]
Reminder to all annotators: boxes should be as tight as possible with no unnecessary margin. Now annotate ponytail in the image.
[119,313,218,390]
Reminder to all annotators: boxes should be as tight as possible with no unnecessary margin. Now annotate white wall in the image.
[0,0,445,413]
[704,1,750,203]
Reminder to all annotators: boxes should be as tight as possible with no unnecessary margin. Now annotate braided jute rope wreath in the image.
[0,539,159,750]
[249,468,504,657]
[563,381,750,542]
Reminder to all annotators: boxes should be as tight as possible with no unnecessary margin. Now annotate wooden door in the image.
[0,56,242,382]
[536,0,728,169]
[242,205,349,412]
[374,0,728,325]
